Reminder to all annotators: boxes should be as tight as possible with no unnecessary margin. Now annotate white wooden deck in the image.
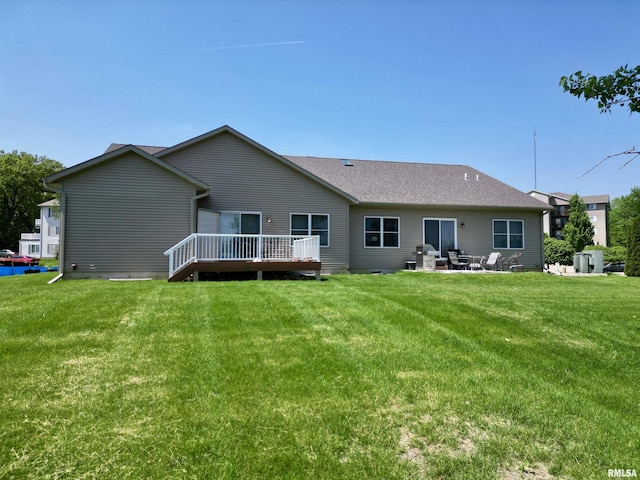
[164,234,321,281]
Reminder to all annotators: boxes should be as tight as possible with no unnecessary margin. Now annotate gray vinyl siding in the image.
[349,205,544,272]
[161,131,350,272]
[61,152,196,279]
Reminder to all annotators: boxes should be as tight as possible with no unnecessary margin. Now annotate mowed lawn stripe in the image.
[0,272,638,479]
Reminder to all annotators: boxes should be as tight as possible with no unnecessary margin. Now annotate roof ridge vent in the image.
[340,159,354,166]
[464,172,468,180]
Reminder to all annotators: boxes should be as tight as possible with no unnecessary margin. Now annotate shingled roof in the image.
[550,192,610,204]
[101,130,548,210]
[285,156,549,210]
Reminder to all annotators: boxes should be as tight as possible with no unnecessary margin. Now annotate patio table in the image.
[461,255,485,271]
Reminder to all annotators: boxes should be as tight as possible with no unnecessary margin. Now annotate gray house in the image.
[45,125,550,280]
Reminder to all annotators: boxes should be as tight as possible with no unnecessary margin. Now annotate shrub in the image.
[544,235,575,265]
[625,216,640,276]
[584,245,626,263]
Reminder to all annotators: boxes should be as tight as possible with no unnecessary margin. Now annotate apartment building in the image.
[528,191,610,246]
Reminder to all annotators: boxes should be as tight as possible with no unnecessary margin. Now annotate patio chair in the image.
[482,252,502,271]
[502,252,523,271]
[447,250,468,270]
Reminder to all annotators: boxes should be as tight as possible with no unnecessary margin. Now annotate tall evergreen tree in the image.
[625,216,640,276]
[562,194,595,252]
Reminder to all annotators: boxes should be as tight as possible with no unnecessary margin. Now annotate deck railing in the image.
[164,233,320,278]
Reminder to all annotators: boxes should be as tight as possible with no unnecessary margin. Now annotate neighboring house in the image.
[18,199,60,258]
[45,125,550,280]
[528,191,610,246]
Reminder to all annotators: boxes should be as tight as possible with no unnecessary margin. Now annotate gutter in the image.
[42,179,65,282]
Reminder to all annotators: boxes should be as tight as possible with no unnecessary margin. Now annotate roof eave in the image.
[357,201,552,211]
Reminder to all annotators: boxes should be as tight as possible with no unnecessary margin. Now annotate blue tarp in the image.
[0,266,58,277]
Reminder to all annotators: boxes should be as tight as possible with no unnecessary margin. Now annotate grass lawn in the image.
[1,272,638,479]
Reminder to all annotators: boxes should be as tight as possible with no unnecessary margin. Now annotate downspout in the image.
[191,188,211,233]
[42,179,65,283]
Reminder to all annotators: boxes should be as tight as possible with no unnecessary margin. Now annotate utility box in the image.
[583,250,604,274]
[573,250,604,273]
[574,253,588,273]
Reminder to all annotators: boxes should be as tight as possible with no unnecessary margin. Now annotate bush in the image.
[544,235,575,265]
[625,216,640,276]
[584,245,626,263]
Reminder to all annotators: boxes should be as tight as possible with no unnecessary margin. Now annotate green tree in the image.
[562,194,595,252]
[560,64,640,114]
[0,151,64,251]
[625,216,640,276]
[609,186,640,247]
[560,65,639,174]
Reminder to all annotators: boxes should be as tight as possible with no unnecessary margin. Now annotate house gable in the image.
[49,149,208,279]
[157,125,358,203]
[47,145,208,192]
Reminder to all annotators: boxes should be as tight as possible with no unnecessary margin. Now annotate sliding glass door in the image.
[219,212,261,258]
[424,218,456,256]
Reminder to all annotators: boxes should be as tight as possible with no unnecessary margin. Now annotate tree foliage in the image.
[625,215,640,277]
[544,235,575,266]
[0,151,64,251]
[560,64,640,114]
[562,194,595,252]
[560,65,640,174]
[609,186,640,247]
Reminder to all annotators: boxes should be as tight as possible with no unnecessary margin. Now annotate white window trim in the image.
[290,213,330,248]
[493,219,525,250]
[364,216,400,248]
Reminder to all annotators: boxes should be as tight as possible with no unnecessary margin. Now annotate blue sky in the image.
[2,0,638,200]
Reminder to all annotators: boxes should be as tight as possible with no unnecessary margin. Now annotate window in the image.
[589,216,597,223]
[493,220,524,249]
[47,244,58,255]
[365,216,399,248]
[49,225,60,236]
[423,218,456,256]
[29,244,40,255]
[291,214,329,246]
[586,203,597,210]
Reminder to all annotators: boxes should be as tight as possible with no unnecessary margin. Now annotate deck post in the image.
[257,270,263,280]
